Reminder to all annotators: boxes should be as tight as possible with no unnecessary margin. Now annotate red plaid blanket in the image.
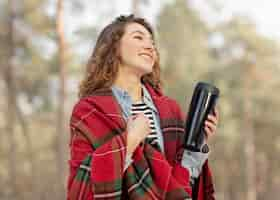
[67,84,215,200]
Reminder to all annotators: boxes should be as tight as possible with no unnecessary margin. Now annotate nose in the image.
[143,39,155,52]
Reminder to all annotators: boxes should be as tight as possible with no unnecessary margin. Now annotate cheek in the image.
[120,45,138,62]
[120,40,132,54]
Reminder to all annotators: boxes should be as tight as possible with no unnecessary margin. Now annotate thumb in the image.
[126,115,134,129]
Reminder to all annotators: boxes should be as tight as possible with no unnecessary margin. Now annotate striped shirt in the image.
[131,101,160,148]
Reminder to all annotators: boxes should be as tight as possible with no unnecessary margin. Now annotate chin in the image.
[129,62,154,76]
[139,66,153,75]
[139,62,154,72]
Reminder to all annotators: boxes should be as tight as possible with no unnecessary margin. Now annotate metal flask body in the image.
[184,82,220,152]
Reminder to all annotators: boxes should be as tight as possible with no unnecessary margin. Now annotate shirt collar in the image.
[111,84,158,113]
[111,85,131,100]
[141,84,158,113]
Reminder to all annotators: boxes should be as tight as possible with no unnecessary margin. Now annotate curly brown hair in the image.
[78,14,162,98]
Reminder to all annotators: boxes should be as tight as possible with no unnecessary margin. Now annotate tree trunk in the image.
[15,102,40,199]
[5,0,18,198]
[243,61,257,200]
[56,0,67,198]
[132,0,141,16]
[4,1,40,199]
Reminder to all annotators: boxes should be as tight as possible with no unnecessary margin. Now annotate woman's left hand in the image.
[204,106,219,143]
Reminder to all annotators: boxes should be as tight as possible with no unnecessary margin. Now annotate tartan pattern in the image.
[68,155,92,200]
[67,84,214,200]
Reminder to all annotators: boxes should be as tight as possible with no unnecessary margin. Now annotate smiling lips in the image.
[139,53,153,61]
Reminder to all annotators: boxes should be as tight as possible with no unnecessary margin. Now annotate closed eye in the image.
[134,35,143,40]
[133,34,156,47]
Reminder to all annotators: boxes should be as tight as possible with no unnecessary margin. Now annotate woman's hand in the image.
[204,106,219,143]
[126,113,151,155]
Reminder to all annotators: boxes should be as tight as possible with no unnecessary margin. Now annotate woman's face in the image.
[119,22,156,77]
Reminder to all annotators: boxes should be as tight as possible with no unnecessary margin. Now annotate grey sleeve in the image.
[181,148,209,178]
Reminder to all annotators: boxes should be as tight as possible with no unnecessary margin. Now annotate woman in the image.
[67,15,219,200]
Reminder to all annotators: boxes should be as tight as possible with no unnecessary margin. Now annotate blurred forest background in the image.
[1,0,280,199]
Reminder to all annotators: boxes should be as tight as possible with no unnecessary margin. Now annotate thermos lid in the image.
[196,82,220,96]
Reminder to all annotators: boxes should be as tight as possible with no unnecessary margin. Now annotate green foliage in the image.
[157,0,216,105]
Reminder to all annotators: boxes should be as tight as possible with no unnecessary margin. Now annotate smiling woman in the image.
[78,15,161,100]
[119,23,156,76]
[67,14,218,200]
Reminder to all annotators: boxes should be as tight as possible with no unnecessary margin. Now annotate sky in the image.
[118,0,280,41]
[66,0,280,42]
[63,0,280,59]
[191,0,280,41]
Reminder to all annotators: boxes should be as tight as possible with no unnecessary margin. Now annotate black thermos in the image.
[184,82,220,152]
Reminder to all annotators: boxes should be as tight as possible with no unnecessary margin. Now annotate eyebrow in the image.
[130,30,153,40]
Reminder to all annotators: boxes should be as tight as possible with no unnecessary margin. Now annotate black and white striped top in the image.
[131,101,160,148]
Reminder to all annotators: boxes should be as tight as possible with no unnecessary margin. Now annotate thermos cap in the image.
[196,82,220,96]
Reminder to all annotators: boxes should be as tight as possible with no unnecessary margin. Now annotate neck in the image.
[114,66,143,102]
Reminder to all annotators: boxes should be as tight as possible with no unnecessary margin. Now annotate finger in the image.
[205,121,216,133]
[142,114,150,123]
[127,116,134,123]
[135,113,148,123]
[129,115,136,120]
[204,126,215,142]
[207,115,218,125]
[214,106,219,120]
[126,116,134,128]
[204,126,212,140]
[131,113,141,120]
[138,112,148,119]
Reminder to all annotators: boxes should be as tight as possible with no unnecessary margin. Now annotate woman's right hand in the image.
[126,113,151,155]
